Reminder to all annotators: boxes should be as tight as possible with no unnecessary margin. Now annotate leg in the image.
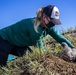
[0,36,14,66]
[10,46,33,57]
[0,50,8,66]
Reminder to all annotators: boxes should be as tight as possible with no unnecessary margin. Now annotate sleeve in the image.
[37,37,43,49]
[47,27,74,48]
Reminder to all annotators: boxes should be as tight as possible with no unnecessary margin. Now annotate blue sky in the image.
[0,0,76,32]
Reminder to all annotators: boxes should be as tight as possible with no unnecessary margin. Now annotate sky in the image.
[0,0,76,32]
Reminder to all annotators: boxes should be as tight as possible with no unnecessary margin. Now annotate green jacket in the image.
[0,18,74,48]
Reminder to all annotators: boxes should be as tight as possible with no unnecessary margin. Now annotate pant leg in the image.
[10,46,33,57]
[0,50,8,66]
[0,36,14,66]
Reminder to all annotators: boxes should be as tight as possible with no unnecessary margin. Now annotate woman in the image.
[0,5,74,66]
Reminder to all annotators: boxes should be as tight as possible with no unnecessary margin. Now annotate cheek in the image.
[44,18,49,24]
[42,20,45,25]
[43,18,49,24]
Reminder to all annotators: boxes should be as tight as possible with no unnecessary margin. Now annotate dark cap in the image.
[43,5,61,25]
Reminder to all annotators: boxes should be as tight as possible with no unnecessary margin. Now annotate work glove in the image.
[58,42,75,62]
[8,55,15,61]
[58,50,75,62]
[71,47,76,61]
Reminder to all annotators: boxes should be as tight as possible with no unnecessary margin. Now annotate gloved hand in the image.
[8,55,15,61]
[59,42,75,62]
[71,47,76,61]
[58,50,75,62]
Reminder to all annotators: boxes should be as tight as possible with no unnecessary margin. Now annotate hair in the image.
[36,7,44,20]
[34,7,44,32]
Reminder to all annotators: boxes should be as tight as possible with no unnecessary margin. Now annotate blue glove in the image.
[8,55,15,61]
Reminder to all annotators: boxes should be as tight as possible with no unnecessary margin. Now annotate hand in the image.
[61,42,75,61]
[58,50,75,62]
[72,47,76,58]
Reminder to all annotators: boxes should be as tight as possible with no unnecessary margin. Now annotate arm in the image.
[47,27,74,48]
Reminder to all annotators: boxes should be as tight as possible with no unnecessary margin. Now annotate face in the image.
[41,15,55,28]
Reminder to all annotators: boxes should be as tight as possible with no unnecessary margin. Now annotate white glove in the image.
[72,47,76,59]
[60,42,75,61]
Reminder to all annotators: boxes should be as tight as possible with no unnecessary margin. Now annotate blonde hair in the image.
[36,7,44,20]
[34,7,44,32]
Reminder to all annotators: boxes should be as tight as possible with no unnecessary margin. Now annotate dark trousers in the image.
[0,35,32,66]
